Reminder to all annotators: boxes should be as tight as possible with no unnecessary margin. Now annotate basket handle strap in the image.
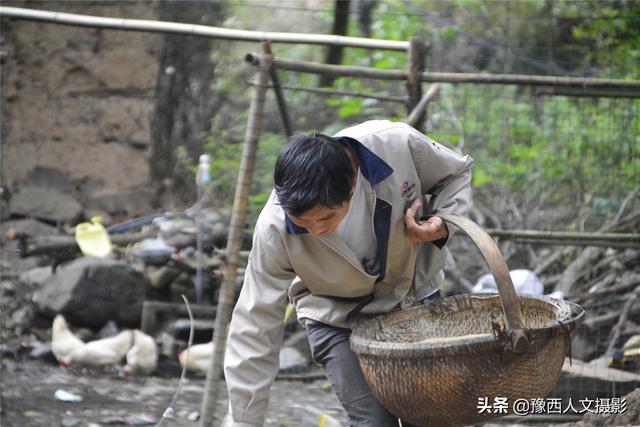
[439,214,529,353]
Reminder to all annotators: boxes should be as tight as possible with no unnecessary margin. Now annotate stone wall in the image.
[1,1,159,192]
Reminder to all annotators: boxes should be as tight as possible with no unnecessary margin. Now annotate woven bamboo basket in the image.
[350,215,585,426]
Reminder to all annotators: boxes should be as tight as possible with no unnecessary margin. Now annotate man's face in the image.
[287,202,350,236]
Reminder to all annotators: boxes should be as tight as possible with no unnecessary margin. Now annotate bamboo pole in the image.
[406,84,440,128]
[5,6,637,93]
[534,86,640,99]
[506,239,640,249]
[199,52,271,426]
[486,229,640,241]
[261,41,293,137]
[245,80,407,103]
[406,37,427,132]
[485,229,640,249]
[421,70,640,89]
[272,57,406,80]
[0,6,408,51]
[269,57,640,91]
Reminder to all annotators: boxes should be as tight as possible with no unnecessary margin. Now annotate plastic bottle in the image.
[196,154,211,187]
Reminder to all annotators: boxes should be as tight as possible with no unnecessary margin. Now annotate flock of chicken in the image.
[51,315,213,376]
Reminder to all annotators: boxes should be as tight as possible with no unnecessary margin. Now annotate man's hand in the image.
[405,199,448,243]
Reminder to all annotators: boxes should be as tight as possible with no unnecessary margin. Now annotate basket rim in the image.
[350,294,584,358]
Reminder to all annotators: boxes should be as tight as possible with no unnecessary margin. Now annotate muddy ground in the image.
[3,357,639,427]
[0,358,348,427]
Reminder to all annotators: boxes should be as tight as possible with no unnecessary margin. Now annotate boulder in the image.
[19,266,54,289]
[23,166,76,194]
[10,185,83,224]
[2,218,59,239]
[33,257,149,328]
[85,186,154,218]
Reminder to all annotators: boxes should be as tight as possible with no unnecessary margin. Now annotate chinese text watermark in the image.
[477,397,627,416]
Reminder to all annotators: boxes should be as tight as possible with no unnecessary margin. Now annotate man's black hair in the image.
[274,133,355,217]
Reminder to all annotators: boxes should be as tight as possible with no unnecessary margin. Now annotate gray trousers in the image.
[306,322,418,427]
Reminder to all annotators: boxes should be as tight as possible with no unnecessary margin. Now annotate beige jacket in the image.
[223,120,474,426]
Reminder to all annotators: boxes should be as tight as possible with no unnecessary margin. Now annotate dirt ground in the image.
[4,357,639,427]
[0,358,348,427]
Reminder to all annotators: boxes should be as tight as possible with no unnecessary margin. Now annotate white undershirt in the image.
[335,171,379,275]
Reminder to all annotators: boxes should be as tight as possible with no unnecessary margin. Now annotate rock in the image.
[24,166,76,194]
[7,305,34,334]
[33,257,149,328]
[10,185,83,224]
[2,218,59,240]
[85,186,154,218]
[2,219,60,274]
[1,281,15,299]
[0,239,42,273]
[61,416,81,427]
[19,266,54,289]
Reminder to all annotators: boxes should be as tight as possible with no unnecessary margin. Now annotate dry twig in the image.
[605,287,640,355]
[155,295,195,427]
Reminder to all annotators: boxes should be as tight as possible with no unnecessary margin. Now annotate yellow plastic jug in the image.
[75,216,113,257]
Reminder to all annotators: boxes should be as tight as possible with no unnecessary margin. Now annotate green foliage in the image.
[449,84,639,211]
[561,1,640,78]
[198,0,639,229]
[204,128,285,222]
[327,97,364,118]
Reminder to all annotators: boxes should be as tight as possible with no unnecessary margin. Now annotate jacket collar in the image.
[284,135,394,235]
[285,216,309,234]
[335,136,394,186]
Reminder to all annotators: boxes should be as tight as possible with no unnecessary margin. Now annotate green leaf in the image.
[337,99,364,119]
[472,168,492,187]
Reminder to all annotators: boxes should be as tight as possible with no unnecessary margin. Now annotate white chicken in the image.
[61,330,134,369]
[178,342,212,374]
[122,329,158,376]
[51,314,85,362]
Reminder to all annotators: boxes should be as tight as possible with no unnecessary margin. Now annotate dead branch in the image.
[484,229,640,248]
[532,189,638,277]
[9,231,153,257]
[584,304,640,330]
[554,247,603,295]
[607,186,639,227]
[572,276,640,302]
[155,295,195,427]
[406,84,440,128]
[606,287,640,355]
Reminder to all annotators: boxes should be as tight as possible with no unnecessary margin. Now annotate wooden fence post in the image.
[198,51,271,427]
[406,37,427,132]
[262,41,293,137]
